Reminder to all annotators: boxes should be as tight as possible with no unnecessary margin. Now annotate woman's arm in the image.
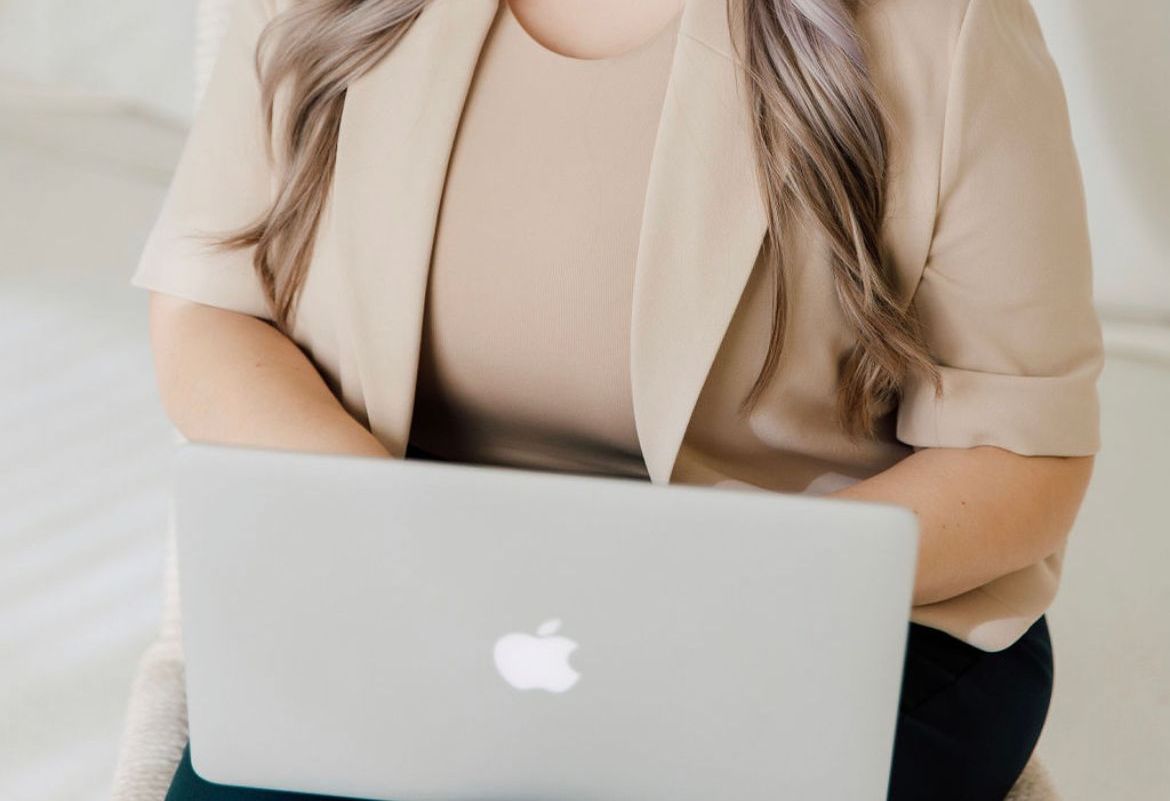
[826,447,1094,607]
[147,292,390,459]
[131,2,386,459]
[835,0,1104,607]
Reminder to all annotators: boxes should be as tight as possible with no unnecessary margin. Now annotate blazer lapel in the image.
[330,0,499,457]
[327,0,768,485]
[630,0,769,484]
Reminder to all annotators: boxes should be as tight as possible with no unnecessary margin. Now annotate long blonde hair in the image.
[210,0,943,442]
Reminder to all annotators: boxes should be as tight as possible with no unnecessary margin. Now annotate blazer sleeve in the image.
[894,0,1105,457]
[128,0,277,321]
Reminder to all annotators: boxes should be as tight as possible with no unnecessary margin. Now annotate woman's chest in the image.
[410,2,677,474]
[279,0,934,485]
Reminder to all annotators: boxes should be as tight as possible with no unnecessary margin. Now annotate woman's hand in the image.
[147,292,391,459]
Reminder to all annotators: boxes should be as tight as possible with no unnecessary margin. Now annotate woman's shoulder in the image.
[859,0,1051,75]
[259,0,294,22]
[859,0,973,39]
[857,0,1059,153]
[220,0,284,37]
[857,0,971,72]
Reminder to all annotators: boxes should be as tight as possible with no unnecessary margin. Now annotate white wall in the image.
[0,0,198,122]
[1032,0,1170,319]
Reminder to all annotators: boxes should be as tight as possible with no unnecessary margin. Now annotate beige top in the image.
[410,2,679,479]
[129,0,1105,653]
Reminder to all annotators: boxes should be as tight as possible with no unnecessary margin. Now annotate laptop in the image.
[171,440,919,801]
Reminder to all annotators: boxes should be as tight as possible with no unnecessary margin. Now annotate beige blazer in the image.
[131,0,1105,651]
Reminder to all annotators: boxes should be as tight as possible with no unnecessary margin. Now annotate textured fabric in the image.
[110,516,189,801]
[409,1,678,479]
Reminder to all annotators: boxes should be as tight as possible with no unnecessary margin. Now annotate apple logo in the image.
[493,618,581,693]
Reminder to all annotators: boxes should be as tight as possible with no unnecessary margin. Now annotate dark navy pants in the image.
[165,615,1053,801]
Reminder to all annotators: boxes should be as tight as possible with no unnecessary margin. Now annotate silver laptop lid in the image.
[173,441,918,801]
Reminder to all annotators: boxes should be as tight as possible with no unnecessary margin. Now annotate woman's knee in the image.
[886,616,1053,801]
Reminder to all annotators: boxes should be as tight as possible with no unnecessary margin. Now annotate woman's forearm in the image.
[826,446,1095,607]
[146,292,390,459]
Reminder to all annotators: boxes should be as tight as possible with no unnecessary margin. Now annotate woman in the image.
[131,0,1101,798]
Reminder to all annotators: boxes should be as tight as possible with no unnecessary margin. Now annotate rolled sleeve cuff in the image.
[895,360,1103,457]
[129,230,274,322]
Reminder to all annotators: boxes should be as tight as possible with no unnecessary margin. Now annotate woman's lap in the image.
[887,614,1053,801]
[167,616,1053,801]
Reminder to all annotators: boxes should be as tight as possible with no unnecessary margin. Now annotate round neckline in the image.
[500,1,683,65]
